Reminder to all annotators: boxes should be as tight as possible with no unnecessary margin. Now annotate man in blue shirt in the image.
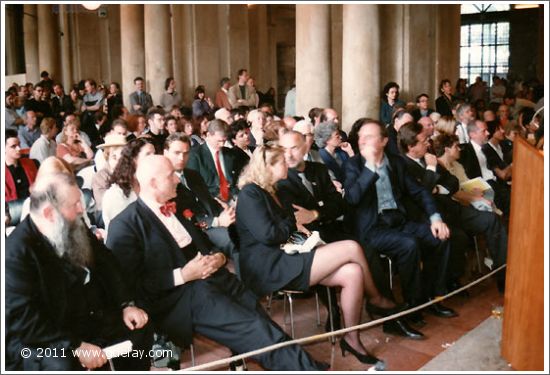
[344,118,457,327]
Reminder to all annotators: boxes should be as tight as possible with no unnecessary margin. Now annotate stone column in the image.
[37,4,60,81]
[295,4,331,117]
[58,4,73,90]
[342,4,380,132]
[144,4,173,106]
[23,4,39,82]
[120,4,145,106]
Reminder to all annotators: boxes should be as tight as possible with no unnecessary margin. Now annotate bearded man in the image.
[5,173,153,371]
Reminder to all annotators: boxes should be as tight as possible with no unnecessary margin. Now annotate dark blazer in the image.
[386,125,401,156]
[276,162,346,239]
[128,91,153,115]
[435,94,455,117]
[187,143,239,200]
[458,142,483,179]
[318,147,349,182]
[231,145,254,178]
[343,153,438,241]
[401,155,462,222]
[236,183,307,297]
[175,168,223,227]
[106,198,227,345]
[6,217,130,370]
[482,143,510,175]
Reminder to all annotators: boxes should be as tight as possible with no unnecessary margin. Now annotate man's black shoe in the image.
[406,311,427,327]
[382,319,425,340]
[426,302,458,318]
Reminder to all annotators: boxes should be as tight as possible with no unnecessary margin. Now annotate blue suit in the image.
[344,153,450,305]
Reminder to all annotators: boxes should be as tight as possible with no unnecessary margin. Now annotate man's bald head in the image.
[136,155,178,203]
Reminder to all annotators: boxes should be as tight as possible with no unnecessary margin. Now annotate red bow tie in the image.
[159,201,177,217]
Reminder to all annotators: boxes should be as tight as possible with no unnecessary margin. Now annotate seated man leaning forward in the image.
[105,155,328,371]
[6,172,153,371]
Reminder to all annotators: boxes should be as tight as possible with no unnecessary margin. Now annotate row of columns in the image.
[296,4,380,132]
[120,5,173,105]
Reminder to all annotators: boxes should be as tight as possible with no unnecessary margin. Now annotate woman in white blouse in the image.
[102,138,155,232]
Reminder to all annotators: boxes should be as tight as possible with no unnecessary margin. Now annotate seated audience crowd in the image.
[5,70,543,370]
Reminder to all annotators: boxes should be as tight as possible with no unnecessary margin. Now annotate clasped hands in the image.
[180,252,225,282]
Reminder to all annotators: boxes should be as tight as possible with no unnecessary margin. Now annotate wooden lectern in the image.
[501,137,544,370]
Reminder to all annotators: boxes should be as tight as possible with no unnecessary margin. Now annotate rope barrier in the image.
[181,264,506,371]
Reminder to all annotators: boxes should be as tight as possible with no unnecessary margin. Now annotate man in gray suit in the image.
[128,76,153,115]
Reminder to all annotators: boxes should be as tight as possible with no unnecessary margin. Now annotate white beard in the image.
[43,211,93,267]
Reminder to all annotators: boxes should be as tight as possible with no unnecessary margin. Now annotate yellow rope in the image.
[181,264,506,371]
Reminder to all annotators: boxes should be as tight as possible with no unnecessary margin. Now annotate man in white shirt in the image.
[455,103,475,144]
[459,120,511,216]
[29,117,57,162]
[105,155,328,371]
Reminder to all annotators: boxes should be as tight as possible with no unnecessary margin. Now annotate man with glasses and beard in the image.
[6,173,153,371]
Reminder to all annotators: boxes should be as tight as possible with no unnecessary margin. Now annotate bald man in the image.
[106,155,328,371]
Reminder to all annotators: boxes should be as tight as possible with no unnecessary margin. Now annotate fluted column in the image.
[342,4,380,132]
[37,4,60,80]
[120,5,145,105]
[295,5,331,117]
[144,4,173,106]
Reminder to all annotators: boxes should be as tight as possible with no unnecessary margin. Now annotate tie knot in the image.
[159,201,177,217]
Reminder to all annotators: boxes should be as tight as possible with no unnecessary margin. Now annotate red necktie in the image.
[159,201,176,217]
[215,150,229,202]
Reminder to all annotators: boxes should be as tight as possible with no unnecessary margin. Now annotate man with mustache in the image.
[6,173,153,370]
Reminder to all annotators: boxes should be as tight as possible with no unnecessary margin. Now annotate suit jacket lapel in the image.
[136,199,186,259]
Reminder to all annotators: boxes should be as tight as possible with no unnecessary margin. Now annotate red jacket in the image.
[5,158,38,202]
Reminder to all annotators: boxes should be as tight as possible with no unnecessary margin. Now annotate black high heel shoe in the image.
[339,338,386,370]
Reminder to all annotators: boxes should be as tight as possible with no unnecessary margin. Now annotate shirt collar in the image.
[141,196,167,215]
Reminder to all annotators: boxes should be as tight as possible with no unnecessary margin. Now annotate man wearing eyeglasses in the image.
[24,83,53,123]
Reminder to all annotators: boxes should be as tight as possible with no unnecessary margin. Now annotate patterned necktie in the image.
[215,150,229,202]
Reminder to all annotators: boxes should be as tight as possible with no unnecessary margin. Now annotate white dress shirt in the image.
[471,141,496,181]
[141,196,193,287]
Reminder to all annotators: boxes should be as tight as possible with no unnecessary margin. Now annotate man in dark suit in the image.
[105,155,327,371]
[145,107,167,154]
[411,93,434,123]
[399,122,508,293]
[187,119,239,203]
[344,119,456,324]
[277,130,424,339]
[459,120,511,216]
[164,133,240,271]
[6,173,152,371]
[386,109,414,156]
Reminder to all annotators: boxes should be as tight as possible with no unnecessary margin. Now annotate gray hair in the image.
[456,103,472,118]
[466,120,481,136]
[29,173,77,215]
[207,119,228,136]
[314,121,338,148]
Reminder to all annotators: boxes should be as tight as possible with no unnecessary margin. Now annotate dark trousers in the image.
[365,213,451,306]
[20,317,154,371]
[457,205,508,281]
[489,179,511,217]
[156,272,325,371]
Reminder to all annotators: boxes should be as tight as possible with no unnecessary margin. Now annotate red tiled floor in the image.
[179,274,504,371]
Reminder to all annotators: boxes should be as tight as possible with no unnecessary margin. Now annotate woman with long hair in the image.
[236,145,400,370]
[102,138,155,231]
